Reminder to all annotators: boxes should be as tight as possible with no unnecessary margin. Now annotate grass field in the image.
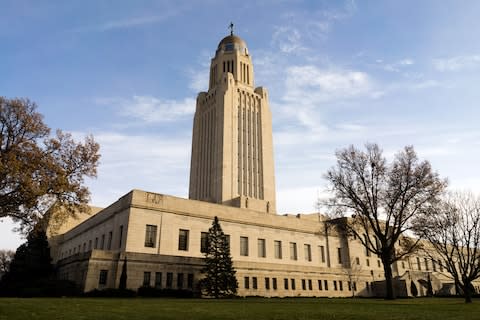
[0,297,479,320]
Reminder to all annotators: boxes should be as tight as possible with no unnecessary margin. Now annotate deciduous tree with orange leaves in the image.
[0,97,100,233]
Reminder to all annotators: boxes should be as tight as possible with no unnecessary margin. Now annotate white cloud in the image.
[98,95,196,123]
[283,65,374,104]
[271,26,306,54]
[86,131,191,207]
[411,79,441,90]
[71,7,181,33]
[379,58,415,72]
[433,54,480,72]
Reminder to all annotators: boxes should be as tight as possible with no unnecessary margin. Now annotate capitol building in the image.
[49,31,458,298]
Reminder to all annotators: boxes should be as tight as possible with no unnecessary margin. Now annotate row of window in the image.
[414,257,445,272]
[62,225,124,258]
[243,276,358,292]
[142,271,194,290]
[98,270,194,290]
[160,227,339,264]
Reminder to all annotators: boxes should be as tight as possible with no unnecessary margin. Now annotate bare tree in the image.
[414,191,480,303]
[343,259,362,297]
[323,143,447,299]
[0,250,15,274]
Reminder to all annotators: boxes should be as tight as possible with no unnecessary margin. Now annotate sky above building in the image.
[1,0,480,249]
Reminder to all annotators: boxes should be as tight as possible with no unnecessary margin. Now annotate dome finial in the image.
[229,22,234,36]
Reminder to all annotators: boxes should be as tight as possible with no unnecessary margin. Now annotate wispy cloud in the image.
[433,54,480,72]
[270,0,356,54]
[283,65,376,104]
[97,95,195,123]
[84,131,191,206]
[377,58,415,72]
[71,10,179,32]
[271,26,306,54]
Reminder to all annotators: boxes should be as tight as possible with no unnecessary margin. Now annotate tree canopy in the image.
[200,216,238,298]
[0,97,100,232]
[323,143,447,299]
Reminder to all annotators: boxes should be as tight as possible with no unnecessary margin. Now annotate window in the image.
[374,236,380,250]
[439,260,444,272]
[178,229,189,251]
[155,272,162,288]
[348,281,351,291]
[88,240,92,251]
[83,243,86,252]
[353,282,357,291]
[284,278,289,290]
[119,225,123,248]
[319,245,325,263]
[274,240,282,259]
[265,277,270,290]
[324,280,328,290]
[94,237,98,249]
[308,279,313,290]
[333,280,338,291]
[356,257,360,265]
[417,257,421,270]
[240,236,249,256]
[339,281,343,291]
[291,279,296,290]
[187,274,194,289]
[432,260,437,272]
[145,225,157,248]
[252,277,258,289]
[377,260,381,268]
[318,280,323,290]
[272,278,277,290]
[337,248,342,264]
[177,273,184,289]
[366,282,370,292]
[366,259,370,267]
[201,232,209,253]
[166,272,173,288]
[290,242,297,260]
[225,234,231,252]
[424,258,429,271]
[100,235,105,250]
[244,277,250,289]
[99,270,108,286]
[364,234,371,257]
[304,244,312,261]
[107,231,112,250]
[258,239,266,258]
[143,272,151,287]
[402,261,405,269]
[301,279,306,290]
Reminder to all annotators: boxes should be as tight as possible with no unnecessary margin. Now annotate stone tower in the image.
[189,31,276,214]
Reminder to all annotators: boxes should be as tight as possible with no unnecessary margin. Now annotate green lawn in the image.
[0,297,478,320]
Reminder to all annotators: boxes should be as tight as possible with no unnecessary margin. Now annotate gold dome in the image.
[216,35,248,55]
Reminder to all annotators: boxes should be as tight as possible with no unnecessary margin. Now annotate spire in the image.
[229,22,234,36]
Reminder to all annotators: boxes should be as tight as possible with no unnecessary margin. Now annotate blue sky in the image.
[1,0,480,249]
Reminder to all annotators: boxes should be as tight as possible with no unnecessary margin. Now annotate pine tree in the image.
[0,228,54,295]
[200,216,238,298]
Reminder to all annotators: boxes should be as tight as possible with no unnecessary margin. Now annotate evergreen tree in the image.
[200,216,238,298]
[119,257,128,290]
[0,227,54,296]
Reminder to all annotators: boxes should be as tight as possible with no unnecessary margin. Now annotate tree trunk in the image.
[382,257,395,300]
[463,282,473,304]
